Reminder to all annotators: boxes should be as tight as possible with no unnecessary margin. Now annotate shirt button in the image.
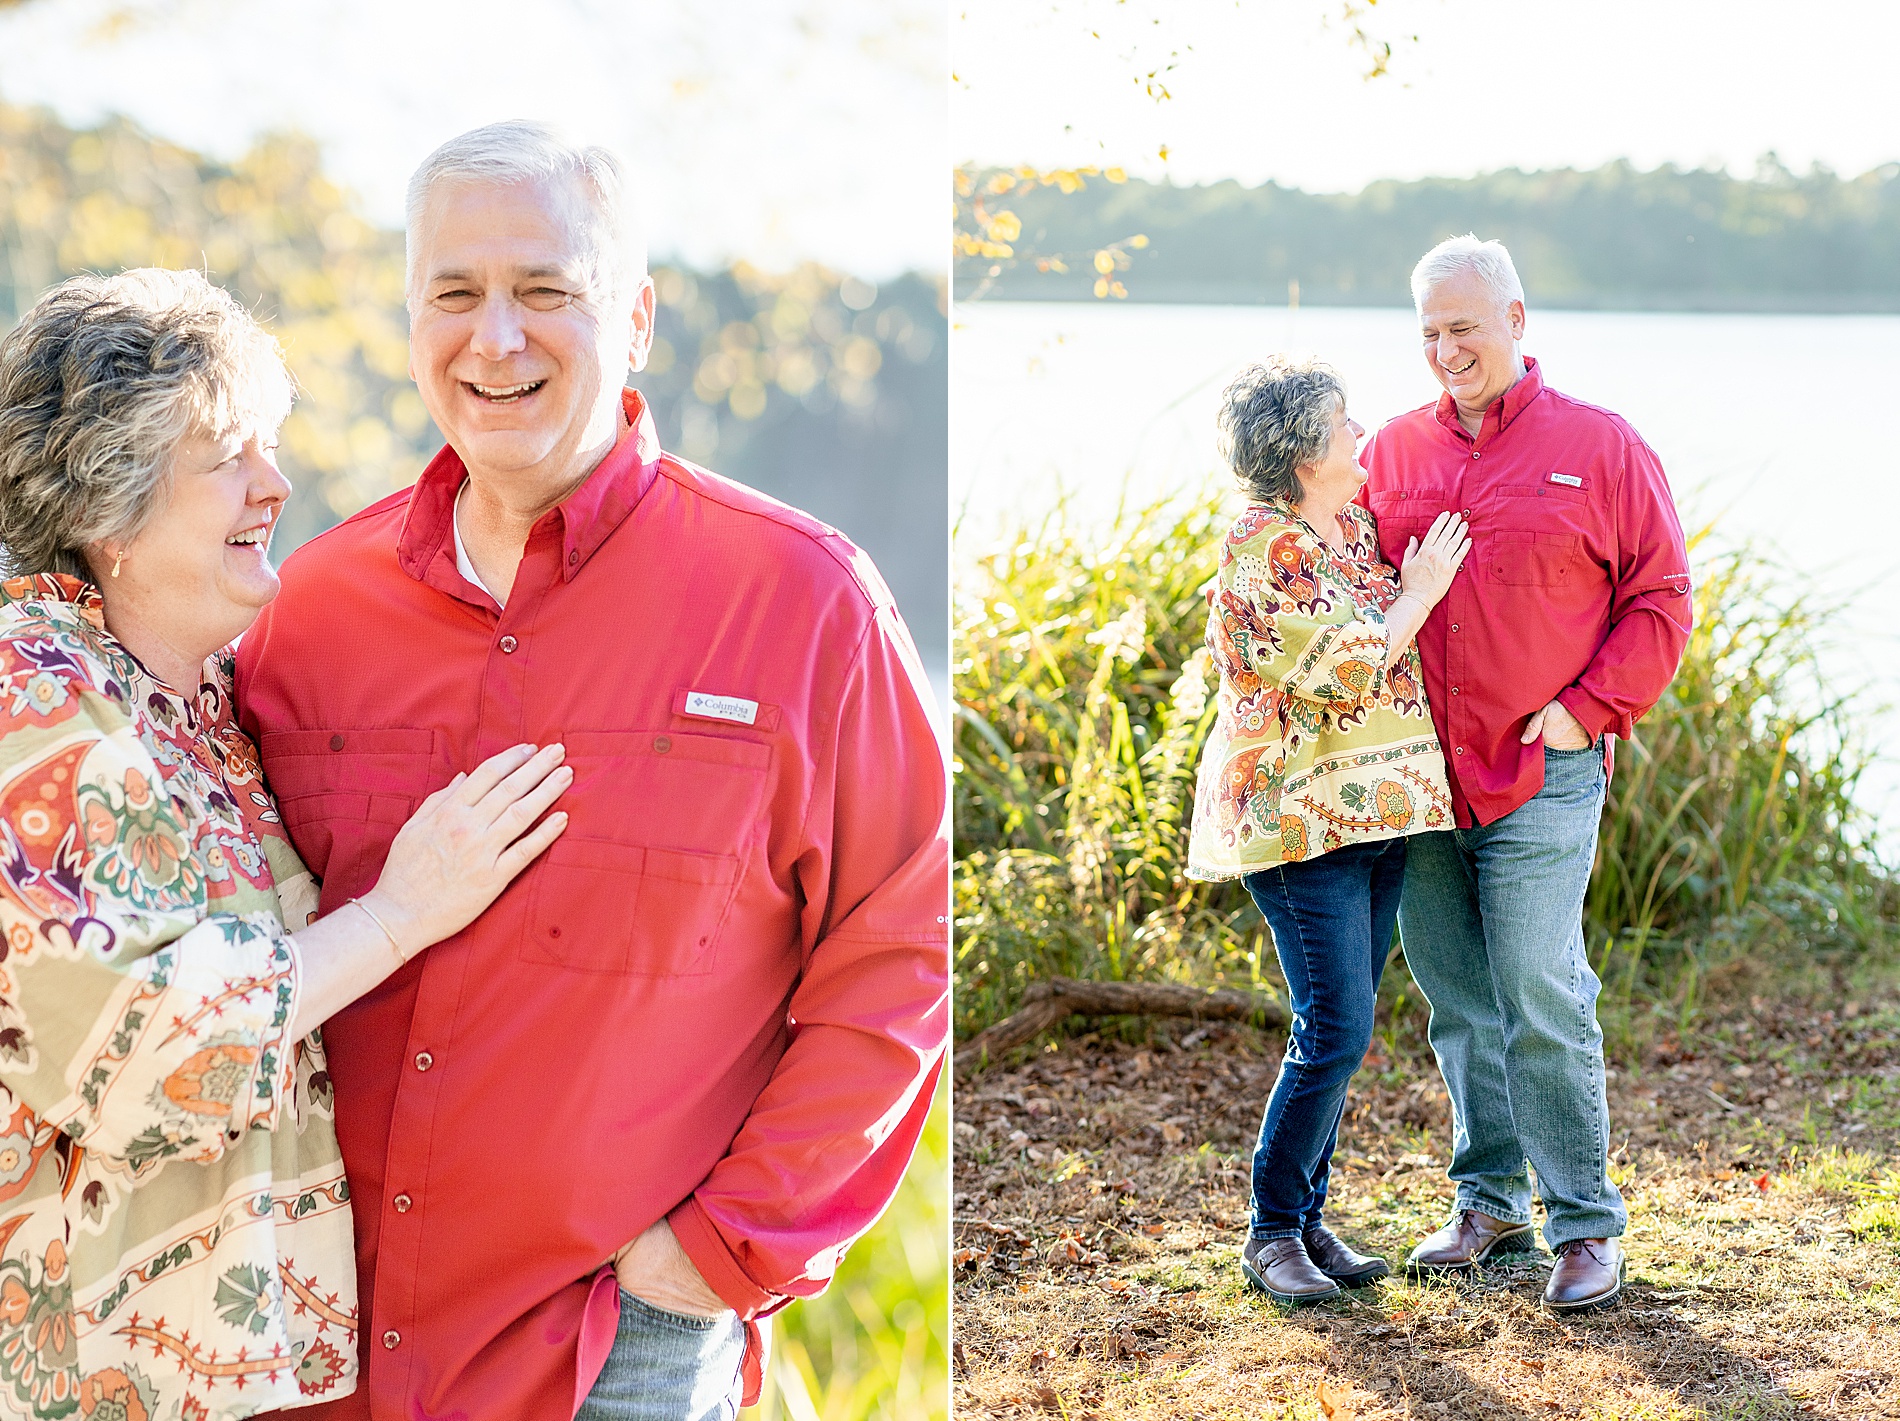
[383,1330,401,1350]
[499,636,518,653]
[1472,451,1481,459]
[1455,747,1465,755]
[329,734,345,751]
[414,1050,434,1072]
[1450,687,1460,696]
[1450,624,1459,632]
[393,1192,413,1213]
[653,736,672,754]
[568,550,580,566]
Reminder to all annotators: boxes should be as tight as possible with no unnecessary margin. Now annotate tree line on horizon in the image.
[959,157,1900,311]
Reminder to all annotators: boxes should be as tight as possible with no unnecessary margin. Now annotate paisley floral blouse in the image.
[1186,500,1453,878]
[0,575,355,1419]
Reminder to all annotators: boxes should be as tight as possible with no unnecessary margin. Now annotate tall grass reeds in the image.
[953,489,1899,1047]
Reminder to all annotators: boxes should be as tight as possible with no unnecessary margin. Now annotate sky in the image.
[954,0,1900,190]
[0,0,944,276]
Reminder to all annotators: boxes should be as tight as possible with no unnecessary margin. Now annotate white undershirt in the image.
[451,480,506,608]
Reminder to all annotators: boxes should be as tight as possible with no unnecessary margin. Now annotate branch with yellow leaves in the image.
[953,165,1149,302]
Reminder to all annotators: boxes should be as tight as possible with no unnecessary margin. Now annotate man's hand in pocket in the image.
[611,1219,731,1318]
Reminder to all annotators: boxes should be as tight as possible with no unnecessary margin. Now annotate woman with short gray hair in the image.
[1185,355,1470,1305]
[0,268,571,1415]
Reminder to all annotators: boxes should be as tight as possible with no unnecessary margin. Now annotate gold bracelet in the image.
[350,897,409,963]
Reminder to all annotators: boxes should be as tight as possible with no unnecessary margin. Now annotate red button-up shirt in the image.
[236,389,949,1420]
[1359,359,1693,827]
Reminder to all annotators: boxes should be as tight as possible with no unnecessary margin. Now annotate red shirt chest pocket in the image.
[1485,480,1601,589]
[258,728,441,912]
[522,730,770,978]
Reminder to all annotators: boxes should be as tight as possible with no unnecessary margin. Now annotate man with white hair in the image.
[238,121,948,1419]
[1357,234,1691,1312]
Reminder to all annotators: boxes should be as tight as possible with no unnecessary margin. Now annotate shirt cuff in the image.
[1555,685,1625,743]
[667,1196,779,1318]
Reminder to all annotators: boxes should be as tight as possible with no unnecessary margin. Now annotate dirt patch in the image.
[952,996,1900,1419]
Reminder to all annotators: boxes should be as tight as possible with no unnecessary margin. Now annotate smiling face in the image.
[1417,267,1527,426]
[408,175,655,503]
[1293,399,1367,512]
[100,427,291,668]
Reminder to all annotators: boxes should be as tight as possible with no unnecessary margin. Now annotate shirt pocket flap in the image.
[1496,478,1591,503]
[261,728,440,797]
[1368,486,1453,517]
[554,731,769,851]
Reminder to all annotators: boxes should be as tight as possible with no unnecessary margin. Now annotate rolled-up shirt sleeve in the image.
[667,595,949,1313]
[1556,435,1694,741]
[0,692,300,1170]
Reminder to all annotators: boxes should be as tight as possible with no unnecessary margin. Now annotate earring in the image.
[111,551,123,579]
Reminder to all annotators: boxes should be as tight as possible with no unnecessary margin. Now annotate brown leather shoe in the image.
[1543,1238,1625,1313]
[1302,1224,1390,1287]
[1405,1209,1537,1273]
[1241,1235,1343,1305]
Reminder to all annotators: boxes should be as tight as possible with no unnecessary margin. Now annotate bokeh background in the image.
[0,2,947,1417]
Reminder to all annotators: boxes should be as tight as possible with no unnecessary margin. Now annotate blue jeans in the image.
[1397,745,1625,1249]
[574,1291,746,1421]
[1242,836,1408,1239]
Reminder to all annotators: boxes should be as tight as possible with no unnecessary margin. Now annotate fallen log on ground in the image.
[955,977,1289,1073]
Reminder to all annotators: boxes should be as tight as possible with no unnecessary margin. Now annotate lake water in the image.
[951,301,1900,843]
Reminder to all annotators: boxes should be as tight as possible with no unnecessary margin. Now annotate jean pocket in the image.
[618,1288,732,1334]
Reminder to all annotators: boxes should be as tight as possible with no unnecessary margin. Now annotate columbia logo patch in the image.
[682,691,759,726]
[1548,471,1583,488]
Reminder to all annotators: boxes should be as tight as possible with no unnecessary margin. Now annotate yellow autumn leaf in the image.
[1093,276,1110,298]
[986,210,1022,242]
[1318,1378,1357,1421]
[986,173,1016,195]
[1129,233,1150,248]
[1093,250,1116,274]
[1105,167,1127,184]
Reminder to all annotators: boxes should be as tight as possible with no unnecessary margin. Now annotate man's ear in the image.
[1507,299,1526,340]
[627,277,657,373]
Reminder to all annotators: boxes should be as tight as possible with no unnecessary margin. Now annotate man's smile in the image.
[466,379,547,404]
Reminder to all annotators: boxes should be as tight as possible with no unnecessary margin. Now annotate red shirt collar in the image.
[396,387,663,589]
[1434,355,1544,445]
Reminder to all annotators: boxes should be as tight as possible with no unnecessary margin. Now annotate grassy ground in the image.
[951,990,1900,1419]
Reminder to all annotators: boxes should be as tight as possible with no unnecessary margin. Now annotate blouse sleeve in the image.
[0,679,301,1174]
[1216,521,1390,712]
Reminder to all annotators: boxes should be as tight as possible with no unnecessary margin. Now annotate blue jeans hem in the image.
[1540,1221,1627,1249]
[1450,1190,1534,1227]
